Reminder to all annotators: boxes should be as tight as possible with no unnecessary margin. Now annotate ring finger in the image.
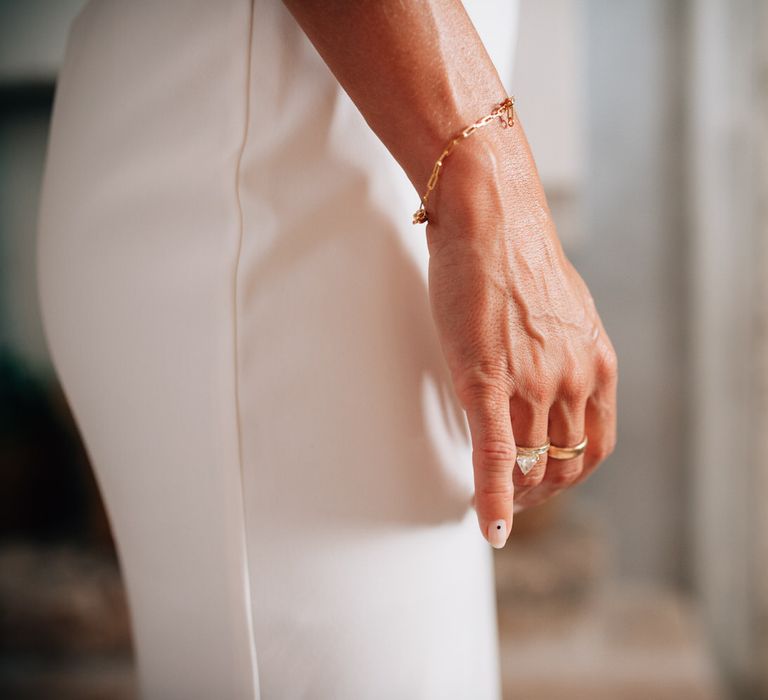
[516,398,587,508]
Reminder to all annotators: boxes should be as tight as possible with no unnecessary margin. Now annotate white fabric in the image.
[36,1,518,698]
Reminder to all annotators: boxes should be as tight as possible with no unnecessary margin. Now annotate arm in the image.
[281,0,507,195]
[283,0,618,547]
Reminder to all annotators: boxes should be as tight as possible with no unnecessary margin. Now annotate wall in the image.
[576,0,689,585]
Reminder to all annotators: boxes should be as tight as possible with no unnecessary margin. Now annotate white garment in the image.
[36,1,518,698]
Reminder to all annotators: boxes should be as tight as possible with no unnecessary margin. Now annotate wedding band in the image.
[548,435,588,460]
[515,441,550,475]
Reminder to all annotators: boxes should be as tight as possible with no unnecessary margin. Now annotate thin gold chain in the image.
[412,96,515,225]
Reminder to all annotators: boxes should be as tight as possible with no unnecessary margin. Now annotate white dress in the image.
[36,1,518,697]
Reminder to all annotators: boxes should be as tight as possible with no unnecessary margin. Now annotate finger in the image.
[574,358,617,485]
[547,397,588,484]
[464,387,516,548]
[515,397,586,508]
[509,395,550,498]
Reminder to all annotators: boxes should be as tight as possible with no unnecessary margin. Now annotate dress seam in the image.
[232,0,260,697]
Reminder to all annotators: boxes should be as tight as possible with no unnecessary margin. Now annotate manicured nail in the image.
[487,520,508,549]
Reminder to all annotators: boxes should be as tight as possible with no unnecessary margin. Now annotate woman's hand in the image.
[281,0,617,549]
[424,121,618,548]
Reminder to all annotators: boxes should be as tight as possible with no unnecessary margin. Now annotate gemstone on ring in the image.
[516,453,540,475]
[514,441,550,475]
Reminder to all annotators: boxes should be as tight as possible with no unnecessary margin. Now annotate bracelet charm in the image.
[412,96,515,225]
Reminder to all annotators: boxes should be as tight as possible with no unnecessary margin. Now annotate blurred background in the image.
[0,0,766,698]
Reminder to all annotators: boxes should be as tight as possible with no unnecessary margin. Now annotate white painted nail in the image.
[487,520,508,549]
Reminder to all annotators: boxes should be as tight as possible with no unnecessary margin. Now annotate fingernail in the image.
[487,520,508,549]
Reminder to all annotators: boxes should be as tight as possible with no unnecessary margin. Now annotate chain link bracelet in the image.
[412,96,515,225]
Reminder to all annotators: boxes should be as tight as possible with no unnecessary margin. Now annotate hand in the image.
[423,121,618,548]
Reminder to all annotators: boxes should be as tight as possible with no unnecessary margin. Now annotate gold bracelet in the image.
[412,96,515,225]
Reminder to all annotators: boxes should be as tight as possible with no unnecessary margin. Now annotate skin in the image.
[283,0,618,547]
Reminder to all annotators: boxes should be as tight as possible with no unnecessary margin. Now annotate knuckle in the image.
[475,441,516,467]
[476,449,515,497]
[558,366,590,405]
[454,366,511,409]
[476,473,514,498]
[596,341,619,382]
[515,374,557,406]
[590,448,608,464]
[591,438,617,463]
[582,453,600,471]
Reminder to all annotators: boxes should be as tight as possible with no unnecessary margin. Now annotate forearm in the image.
[281,0,508,195]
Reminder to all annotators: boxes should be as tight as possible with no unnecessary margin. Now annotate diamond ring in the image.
[515,441,551,475]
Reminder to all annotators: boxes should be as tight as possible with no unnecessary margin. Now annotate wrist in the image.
[422,120,558,255]
[423,126,520,229]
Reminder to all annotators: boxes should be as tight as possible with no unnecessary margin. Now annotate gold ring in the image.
[548,435,588,460]
[515,441,551,475]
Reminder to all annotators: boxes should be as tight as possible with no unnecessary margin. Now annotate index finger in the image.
[463,387,516,548]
